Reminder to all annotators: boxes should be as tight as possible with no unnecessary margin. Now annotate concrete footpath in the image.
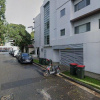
[33,62,100,95]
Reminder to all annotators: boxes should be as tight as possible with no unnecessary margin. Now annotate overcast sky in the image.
[5,0,43,33]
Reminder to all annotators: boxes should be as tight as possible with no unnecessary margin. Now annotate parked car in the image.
[9,50,12,54]
[9,50,14,55]
[11,50,16,56]
[13,50,21,57]
[17,53,33,64]
[16,51,21,59]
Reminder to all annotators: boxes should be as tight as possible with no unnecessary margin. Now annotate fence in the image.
[0,46,12,52]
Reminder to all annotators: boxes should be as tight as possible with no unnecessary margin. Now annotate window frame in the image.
[60,29,65,36]
[74,0,90,12]
[75,22,90,34]
[60,8,65,17]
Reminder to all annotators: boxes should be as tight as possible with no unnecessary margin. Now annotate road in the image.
[0,52,100,100]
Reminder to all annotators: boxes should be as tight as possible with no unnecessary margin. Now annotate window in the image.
[47,35,49,44]
[44,2,50,45]
[75,22,90,34]
[60,8,65,17]
[44,35,50,45]
[47,21,49,29]
[44,21,49,29]
[75,0,90,12]
[60,29,65,36]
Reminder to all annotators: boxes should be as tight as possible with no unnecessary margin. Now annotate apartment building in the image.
[34,0,100,75]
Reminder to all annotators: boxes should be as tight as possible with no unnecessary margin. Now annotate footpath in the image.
[33,59,100,95]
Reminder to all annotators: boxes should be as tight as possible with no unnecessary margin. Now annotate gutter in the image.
[33,62,100,94]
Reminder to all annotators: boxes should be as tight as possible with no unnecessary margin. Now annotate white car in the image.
[14,50,20,57]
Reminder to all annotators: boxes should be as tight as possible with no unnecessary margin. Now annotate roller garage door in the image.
[60,49,83,66]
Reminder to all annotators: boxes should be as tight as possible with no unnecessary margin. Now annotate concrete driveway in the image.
[0,52,100,100]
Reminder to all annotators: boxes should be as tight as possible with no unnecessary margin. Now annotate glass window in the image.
[86,22,90,31]
[22,53,29,57]
[47,21,49,29]
[78,0,85,10]
[75,0,90,12]
[47,35,49,44]
[75,22,90,34]
[60,29,65,36]
[44,2,50,45]
[60,8,65,17]
[86,0,90,6]
[44,36,47,45]
[75,27,79,34]
[79,24,86,33]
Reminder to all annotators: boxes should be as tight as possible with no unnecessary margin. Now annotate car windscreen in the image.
[22,53,29,57]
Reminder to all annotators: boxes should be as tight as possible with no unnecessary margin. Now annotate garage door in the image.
[60,49,83,66]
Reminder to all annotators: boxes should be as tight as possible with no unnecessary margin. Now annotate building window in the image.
[47,21,49,29]
[60,8,65,17]
[44,21,49,29]
[60,29,65,36]
[75,0,90,12]
[44,35,50,45]
[75,22,90,34]
[47,35,49,44]
[44,2,50,45]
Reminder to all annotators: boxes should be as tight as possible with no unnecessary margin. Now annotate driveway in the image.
[0,52,100,100]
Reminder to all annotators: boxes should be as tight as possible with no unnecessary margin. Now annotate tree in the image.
[30,31,34,39]
[0,0,6,45]
[7,23,31,52]
[0,0,6,23]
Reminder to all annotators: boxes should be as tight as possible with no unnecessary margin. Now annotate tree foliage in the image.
[0,0,6,44]
[30,31,34,39]
[0,0,6,23]
[7,23,31,52]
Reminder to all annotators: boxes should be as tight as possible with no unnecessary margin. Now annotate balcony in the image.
[70,0,100,22]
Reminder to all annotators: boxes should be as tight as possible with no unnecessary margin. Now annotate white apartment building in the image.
[34,0,100,75]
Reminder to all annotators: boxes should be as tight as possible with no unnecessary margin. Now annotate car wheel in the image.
[30,60,33,64]
[18,60,20,62]
[20,60,23,64]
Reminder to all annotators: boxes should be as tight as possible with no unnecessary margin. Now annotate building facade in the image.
[34,0,100,75]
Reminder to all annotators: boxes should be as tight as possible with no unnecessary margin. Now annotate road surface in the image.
[0,52,100,100]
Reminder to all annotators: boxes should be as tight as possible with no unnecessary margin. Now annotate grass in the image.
[33,59,39,64]
[63,71,100,90]
[33,59,100,90]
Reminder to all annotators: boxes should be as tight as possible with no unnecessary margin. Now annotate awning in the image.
[52,44,83,50]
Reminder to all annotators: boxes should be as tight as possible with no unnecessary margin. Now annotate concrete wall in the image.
[34,14,41,48]
[71,0,100,20]
[34,0,100,74]
[84,43,100,74]
[51,13,100,45]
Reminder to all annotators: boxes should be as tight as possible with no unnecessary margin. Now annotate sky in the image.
[5,0,43,33]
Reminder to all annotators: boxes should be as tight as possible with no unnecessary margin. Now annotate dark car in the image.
[18,53,33,64]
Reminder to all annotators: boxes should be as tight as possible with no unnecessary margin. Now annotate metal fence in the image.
[0,46,12,52]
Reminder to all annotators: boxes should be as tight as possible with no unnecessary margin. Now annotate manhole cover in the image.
[1,94,14,100]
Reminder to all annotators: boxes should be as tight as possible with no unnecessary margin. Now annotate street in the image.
[0,52,100,100]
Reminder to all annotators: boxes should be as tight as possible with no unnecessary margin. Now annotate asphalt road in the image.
[0,52,100,100]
